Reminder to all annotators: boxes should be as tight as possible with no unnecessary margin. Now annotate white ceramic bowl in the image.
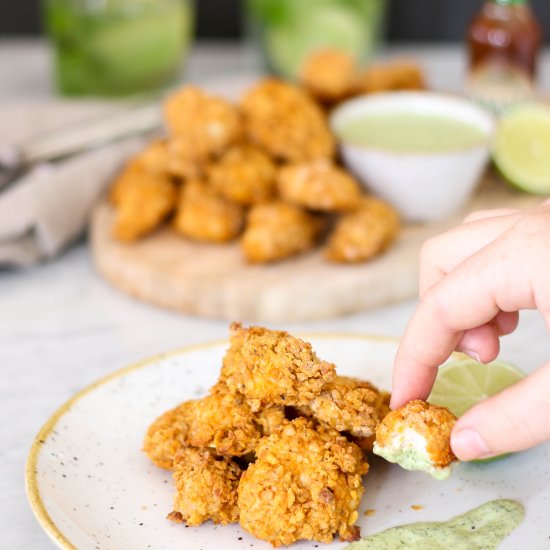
[330,92,495,222]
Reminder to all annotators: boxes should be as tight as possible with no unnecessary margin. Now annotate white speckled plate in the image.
[26,334,550,550]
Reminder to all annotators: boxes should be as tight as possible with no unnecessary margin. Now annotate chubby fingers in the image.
[419,210,521,296]
[451,361,550,460]
[391,232,536,409]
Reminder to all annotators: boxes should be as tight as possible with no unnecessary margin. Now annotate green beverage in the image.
[44,0,194,96]
[247,0,386,80]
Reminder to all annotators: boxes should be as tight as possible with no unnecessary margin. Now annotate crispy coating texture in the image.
[185,383,263,456]
[241,78,335,162]
[326,197,400,263]
[299,376,388,440]
[376,400,457,468]
[209,144,277,205]
[166,138,206,180]
[164,86,242,160]
[144,384,286,468]
[173,179,244,243]
[277,160,362,212]
[241,201,323,263]
[238,418,367,546]
[358,60,426,94]
[111,161,178,242]
[300,49,358,104]
[143,400,197,470]
[169,447,241,526]
[220,323,336,410]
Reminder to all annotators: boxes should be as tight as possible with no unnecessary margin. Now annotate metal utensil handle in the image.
[20,102,163,165]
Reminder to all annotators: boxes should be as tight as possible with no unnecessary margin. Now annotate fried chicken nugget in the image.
[325,196,399,263]
[173,179,244,243]
[358,60,426,94]
[241,78,335,162]
[185,382,263,457]
[209,144,277,206]
[111,161,178,242]
[220,323,336,410]
[373,400,458,479]
[143,400,196,470]
[168,447,241,526]
[299,376,389,440]
[277,159,362,212]
[241,201,323,263]
[164,86,242,160]
[166,138,206,180]
[300,49,358,104]
[238,417,367,546]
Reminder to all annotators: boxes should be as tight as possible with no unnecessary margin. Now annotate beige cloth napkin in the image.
[0,138,144,267]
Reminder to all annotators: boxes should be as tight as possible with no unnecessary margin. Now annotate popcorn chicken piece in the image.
[143,400,197,470]
[241,201,323,263]
[373,400,458,479]
[166,138,206,180]
[209,144,277,205]
[297,376,389,441]
[164,86,242,159]
[358,60,426,94]
[111,161,178,242]
[277,159,362,212]
[300,49,358,104]
[238,418,367,546]
[325,197,399,263]
[168,447,241,526]
[220,323,336,410]
[241,78,335,162]
[173,179,244,243]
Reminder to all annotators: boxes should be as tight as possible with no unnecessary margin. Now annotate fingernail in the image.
[461,348,481,362]
[451,429,491,461]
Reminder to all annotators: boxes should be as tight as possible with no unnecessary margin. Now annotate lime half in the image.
[493,104,550,195]
[428,358,526,418]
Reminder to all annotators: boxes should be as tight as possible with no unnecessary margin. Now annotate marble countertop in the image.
[1,39,550,550]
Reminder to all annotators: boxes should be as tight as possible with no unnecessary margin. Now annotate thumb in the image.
[451,361,550,460]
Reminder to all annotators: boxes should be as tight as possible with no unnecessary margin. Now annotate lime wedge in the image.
[493,104,550,194]
[428,358,525,418]
[428,358,526,462]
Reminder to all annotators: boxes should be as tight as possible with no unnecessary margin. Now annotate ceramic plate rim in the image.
[26,332,415,550]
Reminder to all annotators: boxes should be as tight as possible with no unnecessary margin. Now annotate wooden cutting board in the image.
[90,175,542,322]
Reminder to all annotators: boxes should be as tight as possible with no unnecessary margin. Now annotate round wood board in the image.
[90,176,542,322]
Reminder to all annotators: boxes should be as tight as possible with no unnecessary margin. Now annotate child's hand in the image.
[391,200,550,461]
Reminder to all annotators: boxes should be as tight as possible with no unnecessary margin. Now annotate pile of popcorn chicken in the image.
[110,52,425,264]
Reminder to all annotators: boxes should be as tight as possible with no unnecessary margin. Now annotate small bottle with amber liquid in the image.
[466,0,542,114]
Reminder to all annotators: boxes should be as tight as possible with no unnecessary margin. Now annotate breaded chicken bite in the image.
[373,400,458,479]
[209,144,277,205]
[111,162,178,242]
[168,447,241,526]
[238,417,367,546]
[241,78,335,162]
[358,60,426,94]
[143,400,196,470]
[166,138,206,180]
[277,159,362,212]
[241,201,323,263]
[300,49,358,104]
[325,197,399,263]
[185,382,263,457]
[299,376,389,441]
[220,323,336,410]
[164,86,242,159]
[173,179,244,243]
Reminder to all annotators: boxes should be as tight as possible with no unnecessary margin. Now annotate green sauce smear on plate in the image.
[345,499,524,550]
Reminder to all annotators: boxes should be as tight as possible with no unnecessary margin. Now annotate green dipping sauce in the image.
[339,113,487,153]
[345,499,524,550]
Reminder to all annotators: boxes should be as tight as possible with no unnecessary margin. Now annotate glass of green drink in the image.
[246,0,386,80]
[44,0,194,97]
